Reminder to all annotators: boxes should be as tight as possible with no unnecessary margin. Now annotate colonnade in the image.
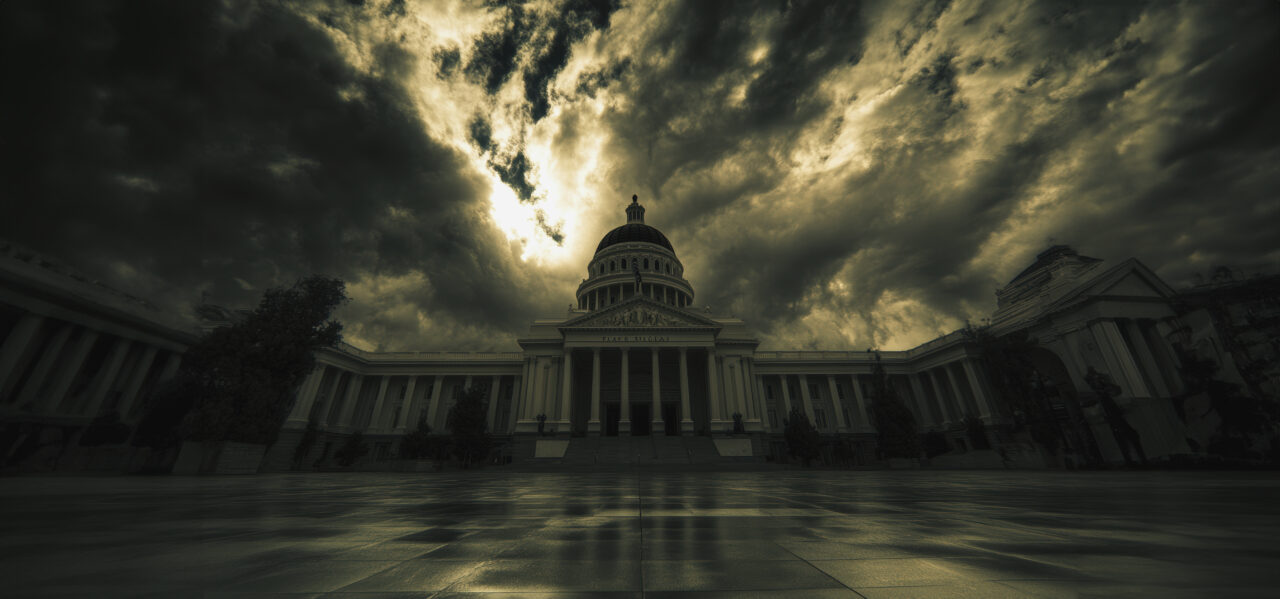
[285,368,521,435]
[579,283,692,310]
[0,311,183,421]
[760,357,997,434]
[518,346,765,435]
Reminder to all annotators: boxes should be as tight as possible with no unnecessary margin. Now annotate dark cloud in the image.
[0,0,553,350]
[5,0,1279,352]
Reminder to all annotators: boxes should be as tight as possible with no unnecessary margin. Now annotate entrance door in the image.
[631,404,650,436]
[605,404,619,436]
[662,403,680,436]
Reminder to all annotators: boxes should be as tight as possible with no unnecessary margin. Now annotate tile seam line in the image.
[776,538,868,598]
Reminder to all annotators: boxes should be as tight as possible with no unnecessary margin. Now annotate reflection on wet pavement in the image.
[5,471,1279,597]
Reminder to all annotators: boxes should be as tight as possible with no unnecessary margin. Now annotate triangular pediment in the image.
[561,297,721,329]
[1049,258,1175,310]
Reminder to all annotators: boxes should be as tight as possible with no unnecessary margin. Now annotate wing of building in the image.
[2,199,1276,472]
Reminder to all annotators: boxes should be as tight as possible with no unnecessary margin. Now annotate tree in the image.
[136,275,348,449]
[784,405,821,466]
[334,430,369,467]
[446,386,491,468]
[868,353,921,459]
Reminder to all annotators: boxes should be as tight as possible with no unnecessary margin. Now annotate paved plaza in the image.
[5,470,1280,598]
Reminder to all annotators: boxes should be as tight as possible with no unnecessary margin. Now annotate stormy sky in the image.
[3,0,1278,352]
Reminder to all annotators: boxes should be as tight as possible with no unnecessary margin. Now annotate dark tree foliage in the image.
[446,386,492,468]
[137,276,347,448]
[131,378,195,450]
[922,430,949,458]
[398,418,437,460]
[78,410,131,447]
[964,414,991,450]
[1177,348,1280,461]
[334,430,370,467]
[867,353,921,459]
[783,405,821,466]
[965,328,1066,455]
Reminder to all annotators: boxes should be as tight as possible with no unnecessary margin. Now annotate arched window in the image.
[610,261,616,272]
[643,258,649,270]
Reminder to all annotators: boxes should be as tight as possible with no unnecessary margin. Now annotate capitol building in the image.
[1,195,1271,471]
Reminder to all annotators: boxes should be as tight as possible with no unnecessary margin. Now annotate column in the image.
[651,348,662,431]
[317,368,344,427]
[286,364,325,425]
[1125,320,1170,397]
[924,370,949,423]
[678,347,693,433]
[426,375,445,431]
[827,375,848,431]
[46,328,99,413]
[619,348,631,434]
[850,374,871,432]
[943,364,972,419]
[336,374,364,430]
[463,374,473,392]
[909,374,934,427]
[115,345,158,420]
[961,360,995,421]
[0,313,43,394]
[368,375,391,431]
[559,352,573,430]
[15,324,72,410]
[518,358,533,423]
[798,374,816,425]
[779,374,793,415]
[488,375,502,432]
[588,348,601,434]
[706,349,721,425]
[396,375,419,431]
[506,374,521,433]
[81,337,132,417]
[1089,320,1149,398]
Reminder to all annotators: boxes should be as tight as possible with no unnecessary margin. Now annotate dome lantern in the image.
[626,194,645,223]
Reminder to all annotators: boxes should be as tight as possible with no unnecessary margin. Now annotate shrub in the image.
[334,431,369,467]
[784,406,821,466]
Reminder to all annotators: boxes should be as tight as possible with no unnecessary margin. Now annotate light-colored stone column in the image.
[1125,320,1170,397]
[827,375,848,431]
[518,358,532,421]
[1089,320,1150,398]
[798,373,817,425]
[909,374,933,426]
[47,328,99,413]
[849,374,871,431]
[779,374,793,415]
[319,368,344,427]
[286,365,325,426]
[678,347,693,433]
[961,360,995,421]
[0,313,43,395]
[926,370,953,424]
[506,374,521,433]
[82,337,132,417]
[336,374,364,431]
[367,375,391,431]
[15,324,72,410]
[488,375,502,432]
[706,349,721,425]
[589,348,601,434]
[426,375,445,431]
[943,364,972,419]
[651,348,662,431]
[619,348,631,434]
[559,352,573,430]
[115,345,159,419]
[396,375,419,431]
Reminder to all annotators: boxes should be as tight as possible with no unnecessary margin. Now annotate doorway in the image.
[631,404,651,436]
[605,404,619,436]
[662,403,680,436]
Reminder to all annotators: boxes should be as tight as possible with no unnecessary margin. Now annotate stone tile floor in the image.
[4,470,1280,598]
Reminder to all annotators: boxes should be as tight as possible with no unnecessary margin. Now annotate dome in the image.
[595,223,673,254]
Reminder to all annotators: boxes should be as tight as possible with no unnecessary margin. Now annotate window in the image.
[843,409,852,428]
[815,408,828,429]
[766,384,775,400]
[610,261,616,272]
[768,409,778,429]
[643,258,649,269]
[809,384,821,399]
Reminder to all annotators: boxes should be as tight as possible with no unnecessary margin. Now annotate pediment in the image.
[1049,259,1175,309]
[562,297,720,329]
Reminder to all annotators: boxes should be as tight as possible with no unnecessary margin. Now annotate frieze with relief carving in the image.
[591,305,685,327]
